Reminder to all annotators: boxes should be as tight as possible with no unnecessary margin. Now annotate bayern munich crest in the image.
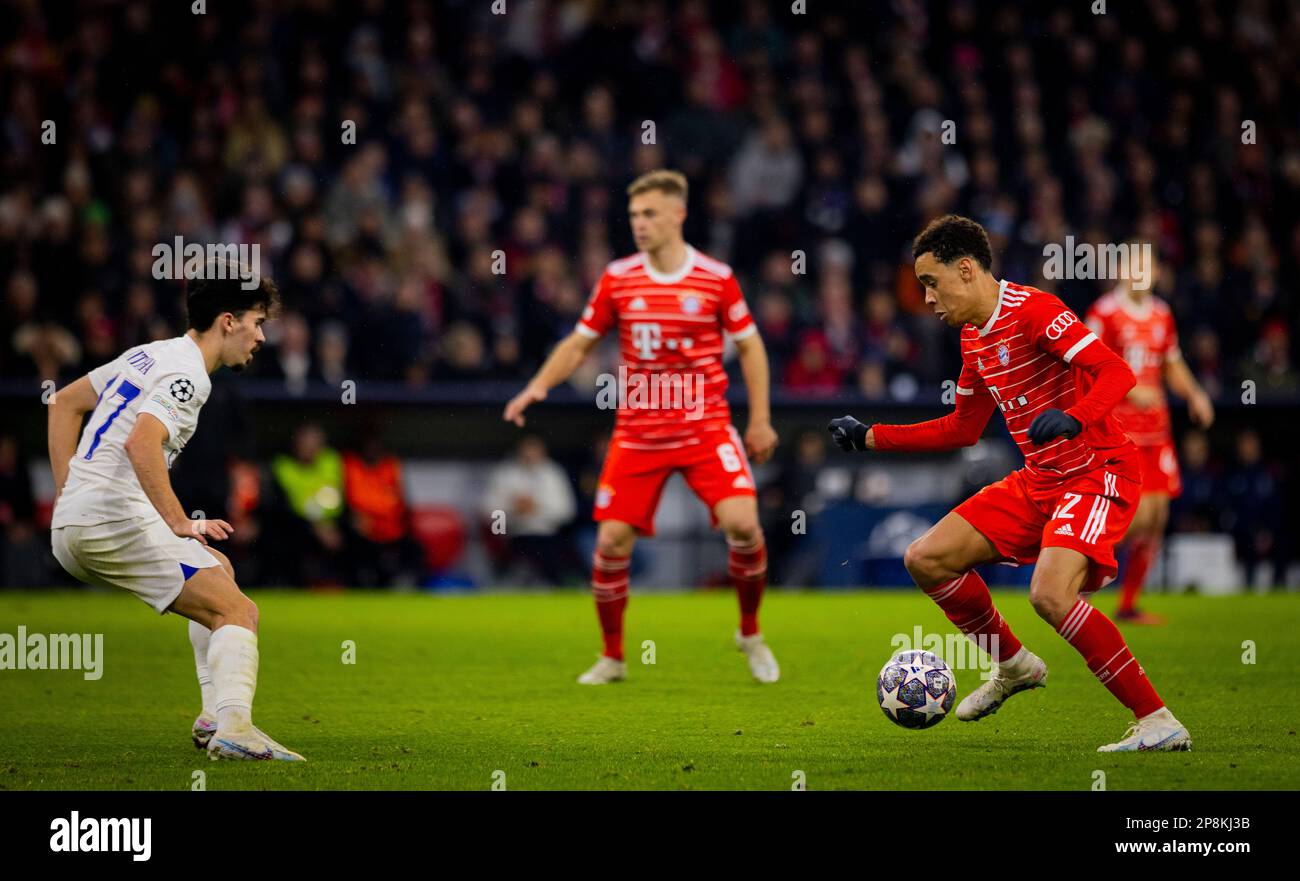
[997,343,1010,366]
[680,294,701,314]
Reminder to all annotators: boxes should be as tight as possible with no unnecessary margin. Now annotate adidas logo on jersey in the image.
[629,297,647,310]
[1054,523,1074,536]
[732,475,753,490]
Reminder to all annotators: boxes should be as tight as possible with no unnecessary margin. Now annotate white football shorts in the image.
[52,516,222,614]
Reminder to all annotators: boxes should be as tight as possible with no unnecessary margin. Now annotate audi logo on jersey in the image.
[1045,310,1079,340]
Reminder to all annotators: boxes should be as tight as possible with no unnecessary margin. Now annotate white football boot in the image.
[577,655,627,685]
[192,712,217,749]
[208,725,306,762]
[194,712,300,760]
[736,631,780,683]
[956,648,1048,721]
[1097,707,1192,752]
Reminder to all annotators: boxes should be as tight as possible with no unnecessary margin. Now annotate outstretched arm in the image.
[503,330,599,427]
[869,386,999,452]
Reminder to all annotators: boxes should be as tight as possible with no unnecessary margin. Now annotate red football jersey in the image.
[576,246,757,449]
[874,280,1136,486]
[1085,290,1179,446]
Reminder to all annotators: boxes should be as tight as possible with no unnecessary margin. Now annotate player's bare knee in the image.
[211,590,258,633]
[1028,581,1072,626]
[1150,503,1169,535]
[1131,504,1157,536]
[595,523,635,558]
[904,539,947,588]
[722,518,760,545]
[233,595,259,632]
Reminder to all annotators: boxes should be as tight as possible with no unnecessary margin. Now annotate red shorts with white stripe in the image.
[593,426,756,537]
[1136,438,1182,497]
[954,445,1142,594]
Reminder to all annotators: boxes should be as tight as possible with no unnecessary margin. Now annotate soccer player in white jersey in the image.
[47,268,304,761]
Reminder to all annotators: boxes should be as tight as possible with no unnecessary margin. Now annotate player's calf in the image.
[1027,549,1088,628]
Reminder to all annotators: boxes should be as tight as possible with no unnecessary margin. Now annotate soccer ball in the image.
[876,650,958,729]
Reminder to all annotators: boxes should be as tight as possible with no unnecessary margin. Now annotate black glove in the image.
[828,415,871,452]
[1027,408,1082,446]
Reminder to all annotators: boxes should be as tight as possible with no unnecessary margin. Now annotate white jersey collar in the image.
[977,279,1009,337]
[643,245,696,285]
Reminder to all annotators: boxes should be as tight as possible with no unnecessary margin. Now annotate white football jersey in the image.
[52,335,211,528]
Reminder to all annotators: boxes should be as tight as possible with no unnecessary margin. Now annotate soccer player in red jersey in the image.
[1085,253,1215,624]
[829,215,1191,751]
[504,170,781,685]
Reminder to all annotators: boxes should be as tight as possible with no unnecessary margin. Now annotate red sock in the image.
[591,551,630,661]
[728,535,767,637]
[1118,538,1156,613]
[1058,598,1164,718]
[923,570,1022,662]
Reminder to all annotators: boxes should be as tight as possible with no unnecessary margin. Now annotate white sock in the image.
[1139,706,1174,723]
[998,646,1028,674]
[188,620,216,717]
[208,624,258,731]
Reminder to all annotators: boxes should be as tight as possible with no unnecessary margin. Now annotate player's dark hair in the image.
[912,214,993,270]
[186,265,281,331]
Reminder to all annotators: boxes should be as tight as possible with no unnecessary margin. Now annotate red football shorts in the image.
[954,445,1142,594]
[593,426,756,536]
[1136,438,1182,497]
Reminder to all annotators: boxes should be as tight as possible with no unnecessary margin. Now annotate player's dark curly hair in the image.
[186,262,281,331]
[912,214,993,270]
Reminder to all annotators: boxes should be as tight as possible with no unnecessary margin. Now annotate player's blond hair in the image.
[627,169,688,203]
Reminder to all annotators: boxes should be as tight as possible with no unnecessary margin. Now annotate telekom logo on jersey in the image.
[631,322,662,358]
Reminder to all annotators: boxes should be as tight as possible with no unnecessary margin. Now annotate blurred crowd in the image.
[2,0,1297,586]
[3,0,1299,396]
[1,419,1292,588]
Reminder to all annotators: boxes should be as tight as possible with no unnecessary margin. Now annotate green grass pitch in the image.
[1,589,1297,790]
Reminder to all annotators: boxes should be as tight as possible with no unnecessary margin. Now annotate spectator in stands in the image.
[1221,429,1287,588]
[1,0,1299,589]
[761,429,830,586]
[344,435,424,587]
[260,311,313,396]
[269,424,350,586]
[482,435,577,586]
[0,433,46,588]
[784,328,846,394]
[1240,321,1300,398]
[1168,430,1219,535]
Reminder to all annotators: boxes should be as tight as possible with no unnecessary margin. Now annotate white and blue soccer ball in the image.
[876,649,958,729]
